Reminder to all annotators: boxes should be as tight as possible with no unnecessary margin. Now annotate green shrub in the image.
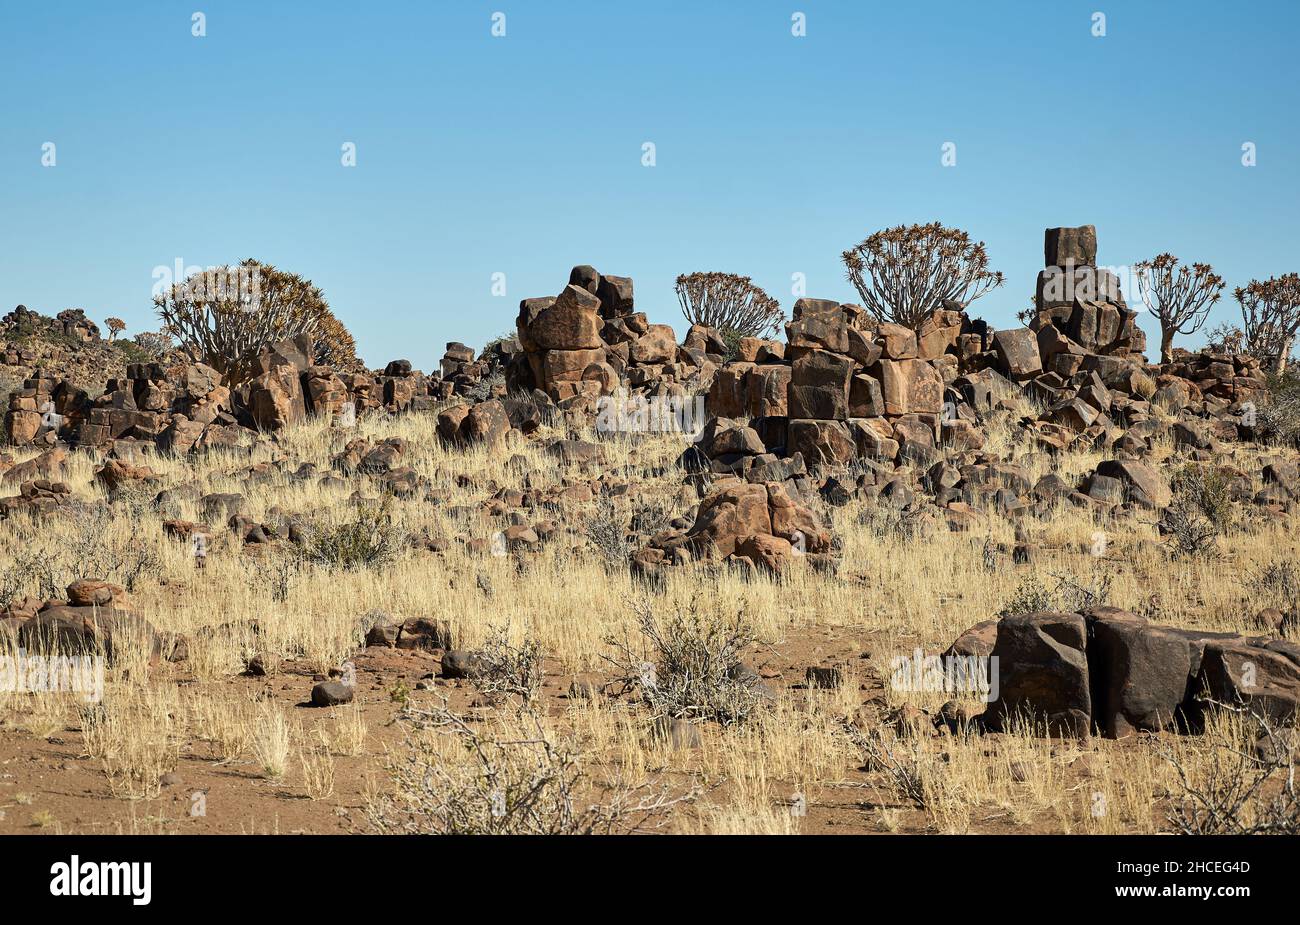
[299,500,404,571]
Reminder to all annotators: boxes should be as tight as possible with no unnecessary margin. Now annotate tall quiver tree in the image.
[841,222,1004,331]
[1134,254,1224,364]
[155,258,359,384]
[1236,273,1300,374]
[675,272,784,339]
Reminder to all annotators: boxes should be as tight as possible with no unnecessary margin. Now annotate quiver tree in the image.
[155,258,358,384]
[131,329,175,361]
[674,272,784,339]
[841,222,1004,331]
[104,317,126,341]
[1236,273,1300,374]
[1134,254,1224,364]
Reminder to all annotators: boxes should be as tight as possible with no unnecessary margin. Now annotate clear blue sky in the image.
[2,1,1297,369]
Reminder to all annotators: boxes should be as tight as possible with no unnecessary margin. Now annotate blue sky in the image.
[1,1,1297,369]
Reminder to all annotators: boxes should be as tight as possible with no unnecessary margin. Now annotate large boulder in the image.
[985,611,1091,737]
[1044,225,1097,268]
[1196,637,1300,725]
[1086,608,1201,738]
[765,480,829,552]
[460,400,511,446]
[18,605,160,665]
[688,482,773,558]
[849,374,884,418]
[963,607,1300,739]
[785,299,849,353]
[248,363,306,431]
[872,359,942,416]
[734,533,794,575]
[544,347,605,384]
[787,419,856,468]
[788,349,853,420]
[630,325,677,365]
[1094,459,1171,508]
[596,274,634,317]
[877,323,918,360]
[4,409,41,445]
[993,328,1043,380]
[745,365,791,418]
[529,285,603,350]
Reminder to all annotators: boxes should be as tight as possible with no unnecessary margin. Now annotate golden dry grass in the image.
[1,402,1297,834]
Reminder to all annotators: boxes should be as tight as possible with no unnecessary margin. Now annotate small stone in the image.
[311,681,354,707]
[805,666,843,689]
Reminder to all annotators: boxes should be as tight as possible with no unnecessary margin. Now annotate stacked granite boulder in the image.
[962,226,1204,454]
[1029,225,1146,362]
[706,299,986,471]
[634,478,834,576]
[55,308,101,342]
[511,265,723,407]
[1160,348,1267,414]
[3,369,67,447]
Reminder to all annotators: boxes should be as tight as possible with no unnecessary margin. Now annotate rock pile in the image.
[1162,348,1267,414]
[690,226,1271,516]
[1,306,132,388]
[706,299,989,471]
[635,479,833,576]
[1,332,446,452]
[1,579,160,666]
[1030,225,1146,360]
[511,265,723,408]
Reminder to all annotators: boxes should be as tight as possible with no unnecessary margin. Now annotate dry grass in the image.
[1,401,1298,834]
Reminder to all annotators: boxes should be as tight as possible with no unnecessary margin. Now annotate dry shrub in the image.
[583,499,631,567]
[367,700,689,835]
[325,701,368,757]
[843,722,932,809]
[997,570,1112,617]
[1157,701,1299,834]
[469,626,545,701]
[299,731,336,800]
[605,599,763,727]
[1160,463,1233,558]
[1247,560,1300,613]
[192,694,257,762]
[0,503,162,599]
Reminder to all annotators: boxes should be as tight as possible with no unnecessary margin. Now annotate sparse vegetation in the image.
[997,571,1113,617]
[1158,702,1300,835]
[467,626,545,701]
[366,700,689,835]
[1161,464,1234,558]
[605,599,763,727]
[298,499,404,571]
[1,296,1299,839]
